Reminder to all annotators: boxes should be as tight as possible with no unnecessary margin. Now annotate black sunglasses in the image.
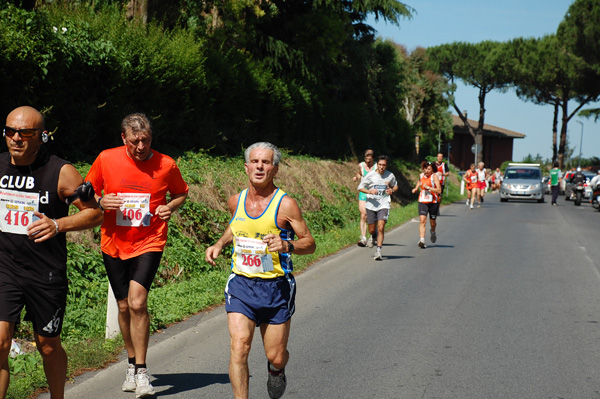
[3,126,41,139]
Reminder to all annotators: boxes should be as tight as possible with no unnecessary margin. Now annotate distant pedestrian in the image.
[549,162,562,206]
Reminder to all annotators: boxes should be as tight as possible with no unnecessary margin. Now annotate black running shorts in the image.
[0,273,67,338]
[418,202,439,219]
[102,251,162,300]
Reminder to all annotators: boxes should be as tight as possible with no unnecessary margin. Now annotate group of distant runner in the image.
[353,150,449,259]
[463,163,502,209]
[352,149,508,259]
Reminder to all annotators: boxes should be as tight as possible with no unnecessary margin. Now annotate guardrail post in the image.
[105,284,120,339]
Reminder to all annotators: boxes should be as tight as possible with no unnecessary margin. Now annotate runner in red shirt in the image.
[86,113,188,398]
[434,152,449,202]
[463,163,477,209]
[412,162,441,248]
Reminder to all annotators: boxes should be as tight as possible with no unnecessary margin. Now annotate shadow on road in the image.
[382,243,405,247]
[152,372,230,396]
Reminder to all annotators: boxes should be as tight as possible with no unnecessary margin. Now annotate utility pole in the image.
[576,120,584,168]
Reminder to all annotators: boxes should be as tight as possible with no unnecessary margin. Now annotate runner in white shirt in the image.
[358,155,398,261]
[475,162,488,207]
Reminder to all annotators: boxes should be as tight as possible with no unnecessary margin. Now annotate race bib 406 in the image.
[116,193,152,227]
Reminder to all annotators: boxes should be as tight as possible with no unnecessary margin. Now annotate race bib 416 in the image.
[0,189,40,235]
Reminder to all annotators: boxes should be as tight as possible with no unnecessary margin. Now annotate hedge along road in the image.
[40,193,600,399]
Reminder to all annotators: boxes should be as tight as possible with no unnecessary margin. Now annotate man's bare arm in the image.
[265,196,315,255]
[28,164,103,242]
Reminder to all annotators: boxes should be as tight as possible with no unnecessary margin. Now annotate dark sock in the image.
[128,357,136,365]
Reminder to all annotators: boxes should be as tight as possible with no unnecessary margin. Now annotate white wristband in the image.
[51,219,59,236]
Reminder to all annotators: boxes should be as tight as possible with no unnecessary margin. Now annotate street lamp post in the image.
[576,120,584,167]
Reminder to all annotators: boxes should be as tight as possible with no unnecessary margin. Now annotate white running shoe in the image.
[466,199,470,206]
[358,236,367,247]
[135,368,155,398]
[470,204,474,210]
[430,231,437,243]
[367,236,374,248]
[374,248,382,261]
[122,364,136,392]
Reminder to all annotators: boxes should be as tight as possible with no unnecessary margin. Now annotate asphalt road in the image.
[41,193,600,399]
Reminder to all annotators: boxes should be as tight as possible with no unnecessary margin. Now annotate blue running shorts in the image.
[225,273,296,326]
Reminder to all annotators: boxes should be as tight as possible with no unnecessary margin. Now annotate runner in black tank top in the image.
[0,106,103,399]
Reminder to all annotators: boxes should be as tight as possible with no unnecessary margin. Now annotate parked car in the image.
[542,176,551,195]
[564,171,595,200]
[500,163,544,203]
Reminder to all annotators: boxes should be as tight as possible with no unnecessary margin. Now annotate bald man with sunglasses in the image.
[0,106,103,399]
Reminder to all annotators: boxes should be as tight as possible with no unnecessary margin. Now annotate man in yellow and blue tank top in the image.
[206,142,316,399]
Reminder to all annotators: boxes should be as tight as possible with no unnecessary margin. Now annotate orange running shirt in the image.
[465,170,477,190]
[86,146,188,259]
[418,174,439,204]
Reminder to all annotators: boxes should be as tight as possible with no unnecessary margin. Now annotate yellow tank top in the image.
[229,188,294,278]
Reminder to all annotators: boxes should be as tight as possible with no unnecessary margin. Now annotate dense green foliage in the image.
[425,4,600,168]
[506,34,598,167]
[0,1,454,161]
[426,41,513,164]
[558,0,600,123]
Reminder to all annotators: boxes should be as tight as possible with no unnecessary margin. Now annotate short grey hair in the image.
[121,113,152,136]
[244,142,282,166]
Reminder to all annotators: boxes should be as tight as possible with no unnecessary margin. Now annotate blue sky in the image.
[368,0,600,163]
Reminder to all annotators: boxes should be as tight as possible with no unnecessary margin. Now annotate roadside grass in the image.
[10,157,465,399]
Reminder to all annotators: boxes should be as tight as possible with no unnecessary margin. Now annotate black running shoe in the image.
[267,362,287,399]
